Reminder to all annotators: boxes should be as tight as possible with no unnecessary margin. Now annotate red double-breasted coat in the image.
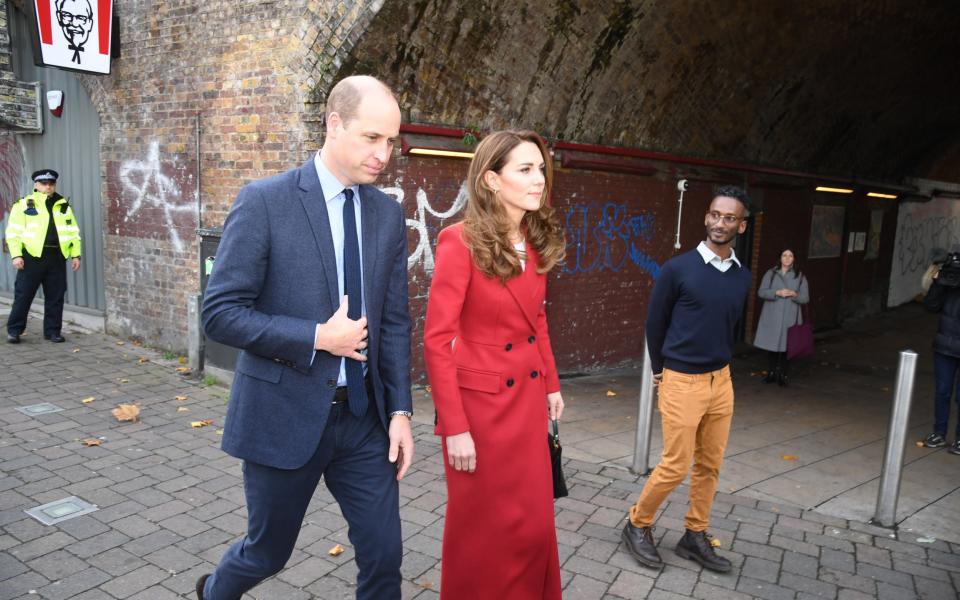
[424,223,562,599]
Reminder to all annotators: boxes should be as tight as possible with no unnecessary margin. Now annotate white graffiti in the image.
[888,196,960,307]
[382,182,468,273]
[119,141,195,252]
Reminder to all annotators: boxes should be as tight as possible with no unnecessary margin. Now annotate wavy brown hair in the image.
[461,130,566,282]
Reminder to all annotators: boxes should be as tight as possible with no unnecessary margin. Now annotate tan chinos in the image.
[629,366,734,532]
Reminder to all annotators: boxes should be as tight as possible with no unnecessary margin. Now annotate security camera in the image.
[677,179,689,192]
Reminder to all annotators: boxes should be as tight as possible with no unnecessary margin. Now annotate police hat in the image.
[32,169,59,183]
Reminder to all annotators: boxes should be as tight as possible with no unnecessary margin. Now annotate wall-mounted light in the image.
[815,186,854,194]
[401,136,474,160]
[866,192,897,199]
[407,148,475,159]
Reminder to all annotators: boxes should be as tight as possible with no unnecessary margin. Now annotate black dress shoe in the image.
[195,573,210,600]
[761,371,776,384]
[675,529,732,572]
[6,333,20,344]
[621,521,663,568]
[44,334,65,343]
[777,373,788,387]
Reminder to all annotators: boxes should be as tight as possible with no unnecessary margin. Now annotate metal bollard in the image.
[871,350,918,529]
[632,340,656,475]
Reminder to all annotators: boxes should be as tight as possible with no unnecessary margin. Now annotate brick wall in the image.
[80,0,379,347]
[0,5,40,132]
[3,0,915,375]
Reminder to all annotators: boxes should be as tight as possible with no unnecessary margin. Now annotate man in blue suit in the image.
[198,75,414,600]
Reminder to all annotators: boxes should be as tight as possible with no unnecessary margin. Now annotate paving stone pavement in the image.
[1,323,959,599]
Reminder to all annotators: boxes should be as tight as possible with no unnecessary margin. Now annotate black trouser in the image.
[6,249,67,337]
[767,350,788,376]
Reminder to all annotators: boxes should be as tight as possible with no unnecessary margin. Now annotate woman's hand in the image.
[776,288,797,298]
[547,391,564,420]
[446,432,476,473]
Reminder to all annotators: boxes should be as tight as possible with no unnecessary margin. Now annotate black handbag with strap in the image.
[548,419,568,499]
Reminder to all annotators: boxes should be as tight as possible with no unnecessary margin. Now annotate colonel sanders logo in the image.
[56,0,93,64]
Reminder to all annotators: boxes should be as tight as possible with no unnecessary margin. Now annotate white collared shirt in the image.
[696,241,741,273]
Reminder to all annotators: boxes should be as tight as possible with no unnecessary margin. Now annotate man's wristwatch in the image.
[389,410,413,419]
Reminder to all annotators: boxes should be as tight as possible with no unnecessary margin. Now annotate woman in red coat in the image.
[424,130,567,599]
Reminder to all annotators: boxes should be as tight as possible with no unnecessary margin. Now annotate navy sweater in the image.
[646,248,751,374]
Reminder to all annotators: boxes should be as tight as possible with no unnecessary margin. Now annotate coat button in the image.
[528,335,536,343]
[505,343,512,351]
[506,378,515,387]
[531,371,538,379]
[327,379,337,388]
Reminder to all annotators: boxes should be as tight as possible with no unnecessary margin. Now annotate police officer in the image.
[5,169,82,343]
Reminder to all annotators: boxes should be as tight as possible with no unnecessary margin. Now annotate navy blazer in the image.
[202,159,413,469]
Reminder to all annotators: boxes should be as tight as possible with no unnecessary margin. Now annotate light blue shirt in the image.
[313,152,366,385]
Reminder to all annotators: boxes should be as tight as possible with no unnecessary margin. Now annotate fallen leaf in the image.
[916,441,924,447]
[112,404,140,422]
[177,407,190,413]
[190,419,214,428]
[175,395,188,401]
[606,390,617,396]
[710,536,721,548]
[72,348,80,353]
[419,581,434,590]
[137,357,149,364]
[178,356,187,364]
[80,438,102,446]
[118,379,129,384]
[176,367,191,374]
[782,455,799,461]
[81,396,95,404]
[216,429,224,435]
[882,387,890,392]
[116,341,125,346]
[328,544,345,556]
[133,340,143,347]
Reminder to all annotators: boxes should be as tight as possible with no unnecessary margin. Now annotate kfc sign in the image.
[31,0,114,75]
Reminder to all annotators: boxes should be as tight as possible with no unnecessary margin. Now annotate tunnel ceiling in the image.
[339,0,960,182]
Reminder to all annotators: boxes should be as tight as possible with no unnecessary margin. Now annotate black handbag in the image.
[548,419,568,499]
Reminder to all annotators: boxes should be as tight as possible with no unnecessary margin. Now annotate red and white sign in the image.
[33,0,113,74]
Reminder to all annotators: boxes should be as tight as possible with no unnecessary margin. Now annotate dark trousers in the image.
[767,350,789,376]
[204,401,402,600]
[932,352,960,438]
[6,250,67,337]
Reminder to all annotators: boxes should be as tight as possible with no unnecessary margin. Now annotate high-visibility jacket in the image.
[4,191,82,260]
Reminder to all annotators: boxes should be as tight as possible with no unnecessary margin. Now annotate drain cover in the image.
[25,496,98,525]
[15,403,64,416]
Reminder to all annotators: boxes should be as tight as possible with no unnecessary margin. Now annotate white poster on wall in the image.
[888,196,960,307]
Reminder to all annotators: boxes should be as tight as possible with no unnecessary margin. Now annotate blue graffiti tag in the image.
[562,202,661,278]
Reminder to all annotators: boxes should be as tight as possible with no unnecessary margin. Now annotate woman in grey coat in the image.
[754,249,810,385]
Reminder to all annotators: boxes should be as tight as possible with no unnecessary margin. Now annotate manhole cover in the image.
[15,403,64,416]
[25,496,98,525]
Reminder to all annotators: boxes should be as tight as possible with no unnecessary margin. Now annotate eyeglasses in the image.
[706,211,744,225]
[58,12,91,26]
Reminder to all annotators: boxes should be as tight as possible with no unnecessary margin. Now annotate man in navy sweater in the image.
[622,186,752,573]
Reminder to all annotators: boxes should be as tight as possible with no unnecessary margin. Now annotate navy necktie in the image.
[342,188,368,417]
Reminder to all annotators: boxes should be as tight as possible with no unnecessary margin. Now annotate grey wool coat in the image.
[753,268,810,352]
